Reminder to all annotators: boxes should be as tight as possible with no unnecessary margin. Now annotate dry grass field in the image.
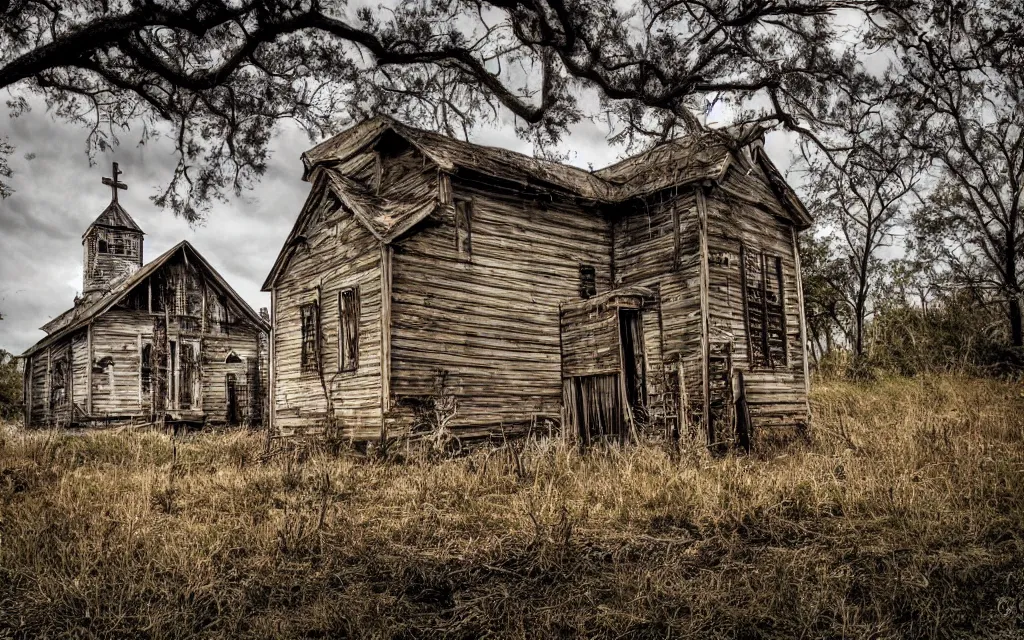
[2,375,1024,639]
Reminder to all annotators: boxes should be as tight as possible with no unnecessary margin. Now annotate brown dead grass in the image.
[2,375,1024,638]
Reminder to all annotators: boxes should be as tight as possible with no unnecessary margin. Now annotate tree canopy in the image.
[1,0,872,219]
[6,0,1024,362]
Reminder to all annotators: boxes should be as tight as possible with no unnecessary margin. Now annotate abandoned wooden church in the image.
[264,116,812,447]
[22,164,270,428]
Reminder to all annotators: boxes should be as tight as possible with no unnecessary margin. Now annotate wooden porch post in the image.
[696,186,712,446]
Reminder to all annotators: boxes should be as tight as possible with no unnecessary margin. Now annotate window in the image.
[179,342,196,409]
[300,302,319,373]
[338,288,360,371]
[49,355,69,409]
[97,238,108,254]
[141,343,152,394]
[741,246,787,369]
[454,199,472,257]
[112,237,125,255]
[579,265,597,299]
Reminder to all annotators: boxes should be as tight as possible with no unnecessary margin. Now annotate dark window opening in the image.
[579,265,597,299]
[112,237,125,255]
[454,199,472,257]
[179,342,195,409]
[49,355,69,409]
[97,239,108,254]
[338,287,360,372]
[741,246,788,369]
[225,351,242,364]
[300,302,320,373]
[141,343,152,394]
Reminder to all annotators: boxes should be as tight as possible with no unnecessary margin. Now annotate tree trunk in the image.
[1010,296,1023,348]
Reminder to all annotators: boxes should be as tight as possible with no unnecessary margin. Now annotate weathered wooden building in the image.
[263,117,812,447]
[22,164,270,428]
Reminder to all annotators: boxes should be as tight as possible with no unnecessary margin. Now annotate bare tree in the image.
[0,0,873,218]
[795,98,927,358]
[874,1,1024,346]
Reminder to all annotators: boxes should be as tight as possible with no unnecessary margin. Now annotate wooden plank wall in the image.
[612,191,704,436]
[388,178,612,438]
[272,196,383,438]
[202,331,262,423]
[90,311,145,417]
[28,352,46,425]
[559,304,621,378]
[71,331,89,408]
[706,166,809,430]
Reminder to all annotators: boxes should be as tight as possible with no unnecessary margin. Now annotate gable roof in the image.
[266,116,812,289]
[301,116,795,207]
[23,241,269,357]
[85,200,144,236]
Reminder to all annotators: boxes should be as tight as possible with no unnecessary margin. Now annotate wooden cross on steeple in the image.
[101,161,127,203]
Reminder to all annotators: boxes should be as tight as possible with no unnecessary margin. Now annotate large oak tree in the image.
[0,0,871,219]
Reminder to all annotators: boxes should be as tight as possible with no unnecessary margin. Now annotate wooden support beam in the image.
[791,226,812,422]
[86,322,93,415]
[268,287,276,437]
[379,243,392,441]
[23,355,31,428]
[696,186,711,446]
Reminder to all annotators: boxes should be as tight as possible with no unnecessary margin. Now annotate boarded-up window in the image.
[338,288,360,372]
[300,302,319,373]
[579,265,597,299]
[454,199,472,256]
[741,246,787,369]
[141,342,152,394]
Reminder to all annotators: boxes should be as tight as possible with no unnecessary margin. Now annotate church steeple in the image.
[82,162,144,300]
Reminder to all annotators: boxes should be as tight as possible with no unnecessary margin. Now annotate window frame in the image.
[740,245,788,370]
[579,264,597,299]
[454,197,473,258]
[140,341,153,396]
[300,301,320,374]
[337,287,361,372]
[49,352,70,409]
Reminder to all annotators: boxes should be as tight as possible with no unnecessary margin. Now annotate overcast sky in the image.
[0,102,797,355]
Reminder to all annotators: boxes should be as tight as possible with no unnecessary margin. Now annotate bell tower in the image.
[82,162,144,300]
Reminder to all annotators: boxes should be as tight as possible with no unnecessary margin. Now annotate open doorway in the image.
[618,309,647,423]
[225,373,239,426]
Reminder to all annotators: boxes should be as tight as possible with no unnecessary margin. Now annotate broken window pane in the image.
[579,265,597,299]
[742,247,787,368]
